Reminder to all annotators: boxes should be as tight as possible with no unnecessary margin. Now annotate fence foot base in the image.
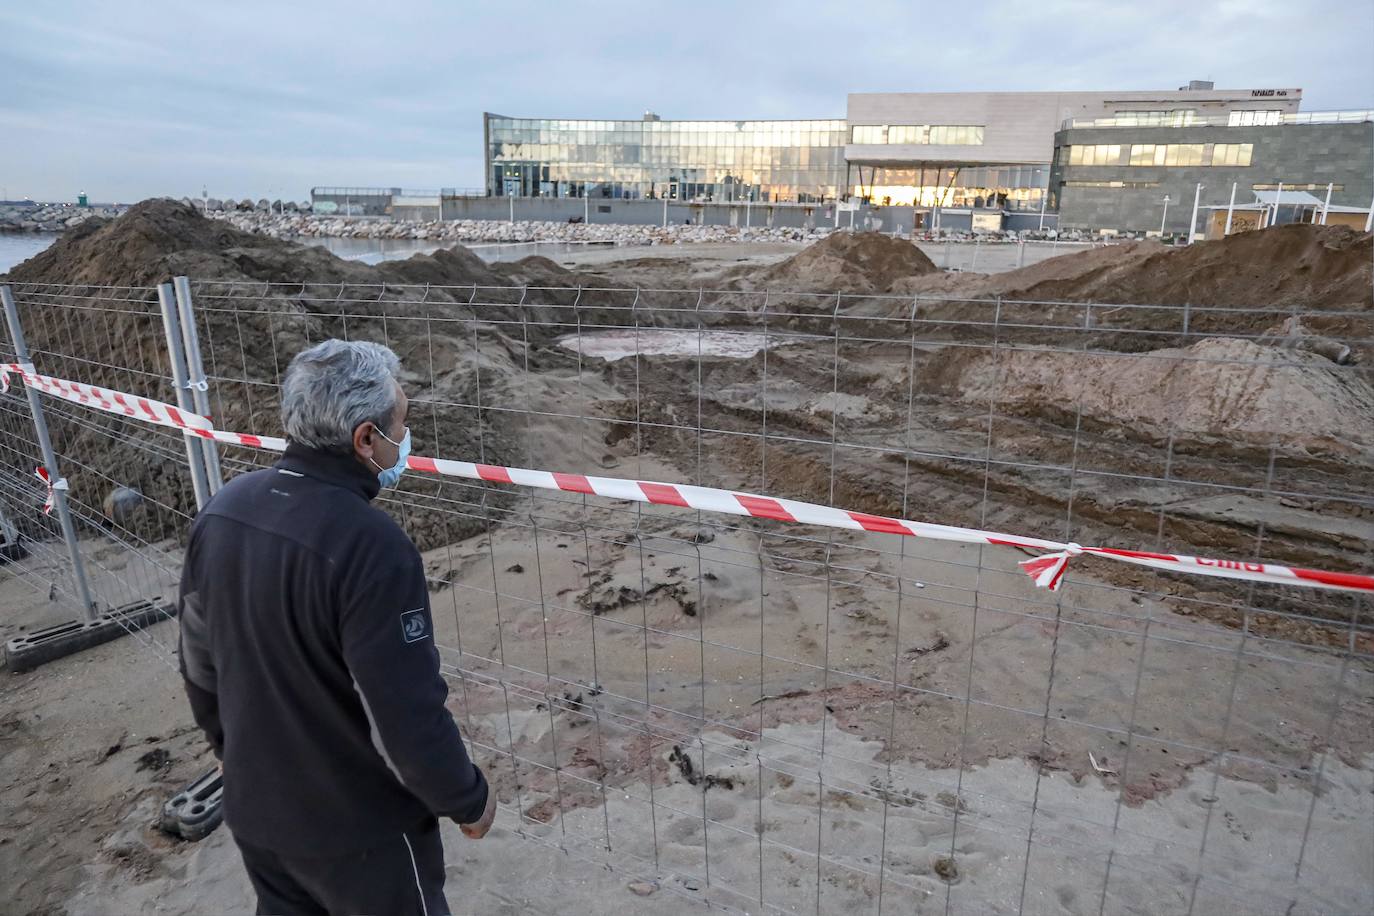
[4,599,177,673]
[161,766,223,841]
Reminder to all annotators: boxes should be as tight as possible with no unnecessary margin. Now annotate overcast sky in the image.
[2,0,1371,203]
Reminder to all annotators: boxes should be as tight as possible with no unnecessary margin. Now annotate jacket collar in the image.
[277,441,381,502]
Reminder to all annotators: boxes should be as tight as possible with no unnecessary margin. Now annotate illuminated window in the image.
[1113,109,1198,126]
[1066,144,1124,165]
[1211,143,1254,166]
[851,124,984,145]
[1227,110,1282,126]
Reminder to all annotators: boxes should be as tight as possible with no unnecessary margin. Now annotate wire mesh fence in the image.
[0,283,190,667]
[1,276,1370,914]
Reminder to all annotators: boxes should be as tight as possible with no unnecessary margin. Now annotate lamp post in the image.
[1159,195,1171,236]
[1187,183,1203,244]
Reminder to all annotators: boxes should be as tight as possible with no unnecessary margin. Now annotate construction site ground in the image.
[1,203,1370,914]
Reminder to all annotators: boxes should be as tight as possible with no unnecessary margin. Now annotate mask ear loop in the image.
[363,421,395,475]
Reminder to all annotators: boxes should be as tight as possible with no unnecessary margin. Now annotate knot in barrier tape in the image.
[1018,544,1081,591]
[34,466,67,516]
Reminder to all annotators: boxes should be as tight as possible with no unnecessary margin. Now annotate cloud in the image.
[1,0,1370,201]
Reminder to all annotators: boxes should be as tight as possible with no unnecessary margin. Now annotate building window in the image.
[1162,143,1205,166]
[1070,142,1254,168]
[1063,180,1161,189]
[1068,144,1125,166]
[887,125,923,144]
[1228,110,1283,126]
[1112,109,1198,127]
[928,125,984,145]
[1211,143,1254,166]
[1252,183,1344,191]
[850,124,985,145]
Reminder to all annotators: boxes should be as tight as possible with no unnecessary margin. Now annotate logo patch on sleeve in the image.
[400,609,429,643]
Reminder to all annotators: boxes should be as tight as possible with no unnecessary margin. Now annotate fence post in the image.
[172,277,222,493]
[0,284,99,621]
[157,283,213,510]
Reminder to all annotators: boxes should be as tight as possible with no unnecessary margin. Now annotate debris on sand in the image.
[1089,752,1117,777]
[667,745,736,790]
[905,633,951,658]
[134,748,172,773]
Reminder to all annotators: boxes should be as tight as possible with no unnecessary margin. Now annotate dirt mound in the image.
[922,336,1374,463]
[3,199,543,550]
[990,224,1372,310]
[754,231,938,293]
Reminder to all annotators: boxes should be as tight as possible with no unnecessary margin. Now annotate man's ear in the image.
[352,422,376,459]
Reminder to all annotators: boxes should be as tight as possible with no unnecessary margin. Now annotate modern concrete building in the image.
[314,81,1371,234]
[483,82,1307,210]
[1050,110,1374,234]
[842,82,1302,210]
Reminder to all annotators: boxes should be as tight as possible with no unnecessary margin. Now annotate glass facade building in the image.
[483,90,1326,212]
[486,114,848,203]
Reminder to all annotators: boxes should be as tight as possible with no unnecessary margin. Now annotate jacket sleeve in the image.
[178,529,224,758]
[339,539,489,824]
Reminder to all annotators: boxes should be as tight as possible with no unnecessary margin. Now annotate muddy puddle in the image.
[556,328,804,361]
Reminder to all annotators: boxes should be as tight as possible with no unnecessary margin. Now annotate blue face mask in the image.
[370,426,411,488]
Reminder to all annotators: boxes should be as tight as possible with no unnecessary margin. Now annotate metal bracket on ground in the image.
[160,766,223,841]
[3,598,178,673]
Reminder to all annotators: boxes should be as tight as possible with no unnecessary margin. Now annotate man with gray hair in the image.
[178,339,494,915]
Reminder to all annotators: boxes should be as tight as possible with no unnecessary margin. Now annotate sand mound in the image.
[923,336,1374,462]
[991,224,1372,310]
[756,231,938,293]
[3,200,539,549]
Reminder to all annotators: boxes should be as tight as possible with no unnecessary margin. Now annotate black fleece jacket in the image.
[177,442,488,856]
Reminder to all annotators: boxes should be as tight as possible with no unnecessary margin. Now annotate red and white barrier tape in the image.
[4,363,1372,595]
[3,363,213,432]
[33,465,65,515]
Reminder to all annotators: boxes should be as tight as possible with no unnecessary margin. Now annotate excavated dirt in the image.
[3,203,1373,913]
[895,225,1374,358]
[3,204,1370,613]
[986,224,1372,312]
[751,229,939,293]
[921,336,1374,464]
[1,200,592,550]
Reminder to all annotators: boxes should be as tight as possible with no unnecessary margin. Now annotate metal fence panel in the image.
[0,274,1369,915]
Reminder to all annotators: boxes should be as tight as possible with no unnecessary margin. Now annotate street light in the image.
[1159,195,1171,236]
[1187,183,1203,244]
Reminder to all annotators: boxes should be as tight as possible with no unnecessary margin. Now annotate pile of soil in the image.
[990,224,1372,311]
[922,336,1374,463]
[886,224,1374,356]
[2,199,587,549]
[753,230,938,293]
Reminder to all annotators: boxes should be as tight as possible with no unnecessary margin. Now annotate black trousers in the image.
[233,818,450,916]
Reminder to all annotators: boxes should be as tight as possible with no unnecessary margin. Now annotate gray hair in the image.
[281,340,402,454]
